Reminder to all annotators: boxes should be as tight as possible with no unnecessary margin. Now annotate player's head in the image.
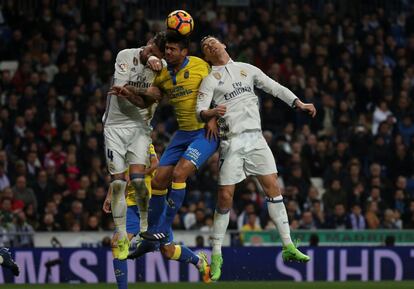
[164,31,190,66]
[143,31,166,61]
[200,35,227,64]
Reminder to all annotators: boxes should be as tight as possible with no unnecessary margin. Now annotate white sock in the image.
[111,179,127,236]
[0,255,3,264]
[131,177,149,232]
[267,195,293,246]
[212,209,230,255]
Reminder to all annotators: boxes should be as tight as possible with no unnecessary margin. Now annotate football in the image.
[166,10,194,36]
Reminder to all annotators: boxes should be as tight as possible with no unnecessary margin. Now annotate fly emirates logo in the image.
[224,82,252,101]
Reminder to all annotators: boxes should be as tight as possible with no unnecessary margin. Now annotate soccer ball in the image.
[166,10,194,36]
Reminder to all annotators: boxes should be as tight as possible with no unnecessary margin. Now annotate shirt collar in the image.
[167,56,189,73]
[212,58,234,70]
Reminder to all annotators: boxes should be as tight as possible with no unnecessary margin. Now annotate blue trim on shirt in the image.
[167,57,190,85]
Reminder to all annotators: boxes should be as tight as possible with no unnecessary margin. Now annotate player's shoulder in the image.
[233,61,256,70]
[116,48,140,60]
[188,56,209,67]
[232,61,260,77]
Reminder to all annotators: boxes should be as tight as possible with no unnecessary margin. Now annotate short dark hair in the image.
[166,31,189,49]
[200,35,216,48]
[153,31,166,52]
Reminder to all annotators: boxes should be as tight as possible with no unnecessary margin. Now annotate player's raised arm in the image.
[250,64,317,117]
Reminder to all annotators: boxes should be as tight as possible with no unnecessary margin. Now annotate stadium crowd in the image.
[0,0,414,247]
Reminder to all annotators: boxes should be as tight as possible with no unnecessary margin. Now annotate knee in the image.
[263,178,281,197]
[218,188,233,209]
[130,177,145,191]
[111,179,127,196]
[151,177,168,191]
[172,167,187,183]
[160,245,174,259]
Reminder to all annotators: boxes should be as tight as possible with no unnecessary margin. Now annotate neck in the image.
[170,57,186,73]
[214,54,230,66]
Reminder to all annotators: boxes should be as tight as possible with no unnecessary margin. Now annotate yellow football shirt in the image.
[126,144,157,206]
[153,56,210,131]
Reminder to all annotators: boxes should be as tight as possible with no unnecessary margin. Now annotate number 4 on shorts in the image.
[107,149,114,161]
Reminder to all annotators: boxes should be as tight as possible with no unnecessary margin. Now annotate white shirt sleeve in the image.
[113,49,130,86]
[248,64,298,107]
[196,75,215,121]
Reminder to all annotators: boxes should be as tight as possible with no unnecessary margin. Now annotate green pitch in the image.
[4,281,414,289]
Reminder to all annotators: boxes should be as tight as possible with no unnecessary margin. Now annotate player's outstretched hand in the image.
[206,117,219,141]
[147,56,163,72]
[103,197,111,213]
[296,100,316,118]
[214,105,227,117]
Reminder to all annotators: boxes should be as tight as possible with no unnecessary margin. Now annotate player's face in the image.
[165,42,187,66]
[202,37,226,63]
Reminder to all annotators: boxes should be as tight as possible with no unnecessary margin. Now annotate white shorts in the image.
[104,126,151,174]
[218,131,277,186]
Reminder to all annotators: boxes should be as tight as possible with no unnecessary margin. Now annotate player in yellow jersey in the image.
[103,144,158,289]
[115,32,214,283]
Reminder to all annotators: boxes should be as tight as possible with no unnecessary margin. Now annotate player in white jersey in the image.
[196,36,317,281]
[103,32,166,260]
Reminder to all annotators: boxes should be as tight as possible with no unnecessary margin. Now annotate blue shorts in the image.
[126,205,140,235]
[159,129,219,169]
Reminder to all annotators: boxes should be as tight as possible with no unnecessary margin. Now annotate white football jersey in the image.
[196,60,298,138]
[102,48,157,128]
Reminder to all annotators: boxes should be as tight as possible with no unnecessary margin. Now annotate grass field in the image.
[4,281,414,289]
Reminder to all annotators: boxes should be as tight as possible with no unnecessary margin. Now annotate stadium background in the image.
[0,0,414,287]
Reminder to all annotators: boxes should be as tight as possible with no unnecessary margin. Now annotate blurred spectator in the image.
[323,179,347,215]
[381,209,400,229]
[325,204,348,229]
[365,201,381,229]
[13,211,34,247]
[240,213,262,231]
[298,211,318,230]
[38,213,61,232]
[347,204,366,230]
[195,235,205,248]
[12,176,37,211]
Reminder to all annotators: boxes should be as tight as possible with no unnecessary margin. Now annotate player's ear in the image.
[181,48,188,57]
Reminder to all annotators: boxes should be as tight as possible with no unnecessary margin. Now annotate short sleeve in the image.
[113,50,130,86]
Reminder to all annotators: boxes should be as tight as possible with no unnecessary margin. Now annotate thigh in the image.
[126,205,140,235]
[158,132,189,167]
[244,144,277,177]
[104,127,128,175]
[126,127,151,166]
[183,129,219,169]
[218,140,245,186]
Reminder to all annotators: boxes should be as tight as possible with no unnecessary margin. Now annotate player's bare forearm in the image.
[123,85,157,108]
[144,157,159,175]
[200,109,216,122]
[200,105,226,122]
